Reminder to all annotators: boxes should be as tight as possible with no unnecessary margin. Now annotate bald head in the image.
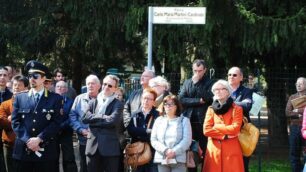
[140,69,155,88]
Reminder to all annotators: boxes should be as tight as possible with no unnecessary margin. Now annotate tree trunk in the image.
[71,49,83,95]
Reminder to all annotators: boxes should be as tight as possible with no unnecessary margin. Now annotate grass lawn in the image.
[250,159,291,172]
[249,152,291,172]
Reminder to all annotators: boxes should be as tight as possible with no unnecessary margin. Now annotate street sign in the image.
[152,7,206,24]
[147,6,206,69]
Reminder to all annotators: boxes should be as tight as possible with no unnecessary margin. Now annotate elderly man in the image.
[123,69,155,128]
[0,75,28,172]
[178,59,214,172]
[69,74,101,172]
[55,81,77,172]
[227,67,253,172]
[286,77,306,172]
[82,74,123,172]
[51,68,77,99]
[0,66,13,172]
[11,60,63,172]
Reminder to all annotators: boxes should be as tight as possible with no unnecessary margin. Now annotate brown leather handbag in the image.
[124,141,152,169]
[124,116,153,169]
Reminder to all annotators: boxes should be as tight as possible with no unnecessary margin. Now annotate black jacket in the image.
[231,85,253,122]
[179,75,213,124]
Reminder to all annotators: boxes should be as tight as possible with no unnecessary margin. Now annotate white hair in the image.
[86,74,100,85]
[149,76,170,90]
[211,79,233,98]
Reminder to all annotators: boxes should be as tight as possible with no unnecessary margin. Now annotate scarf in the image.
[96,94,116,118]
[211,97,233,115]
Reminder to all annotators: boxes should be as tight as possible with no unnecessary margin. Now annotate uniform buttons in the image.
[32,128,36,132]
[33,119,36,123]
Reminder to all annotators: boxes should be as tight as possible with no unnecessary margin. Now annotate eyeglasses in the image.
[213,88,227,92]
[142,97,154,101]
[164,102,176,107]
[228,73,238,77]
[103,83,113,88]
[28,73,41,80]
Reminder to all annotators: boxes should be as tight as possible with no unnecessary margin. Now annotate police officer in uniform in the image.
[11,60,63,172]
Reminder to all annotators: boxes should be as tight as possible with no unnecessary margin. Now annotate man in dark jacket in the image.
[178,59,213,172]
[55,81,77,172]
[82,74,124,172]
[227,67,253,172]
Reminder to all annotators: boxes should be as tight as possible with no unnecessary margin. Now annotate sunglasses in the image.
[103,83,113,88]
[28,73,41,79]
[228,73,238,77]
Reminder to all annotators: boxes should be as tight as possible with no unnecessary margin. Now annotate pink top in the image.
[301,107,306,139]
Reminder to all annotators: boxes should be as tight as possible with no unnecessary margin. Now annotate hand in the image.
[146,129,152,134]
[228,134,238,139]
[26,137,42,151]
[165,149,176,159]
[81,129,89,136]
[192,74,200,84]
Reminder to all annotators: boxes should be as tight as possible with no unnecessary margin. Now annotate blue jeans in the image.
[289,125,304,172]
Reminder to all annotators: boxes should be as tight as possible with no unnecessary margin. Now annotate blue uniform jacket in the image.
[11,89,63,161]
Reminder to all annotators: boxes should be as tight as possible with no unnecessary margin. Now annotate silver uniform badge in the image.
[30,61,35,67]
[46,113,51,120]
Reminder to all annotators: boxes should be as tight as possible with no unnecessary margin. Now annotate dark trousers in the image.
[188,122,207,172]
[3,144,14,172]
[134,160,158,172]
[57,130,78,172]
[243,156,249,172]
[289,125,304,172]
[79,144,88,172]
[14,159,57,172]
[0,138,7,172]
[86,152,120,172]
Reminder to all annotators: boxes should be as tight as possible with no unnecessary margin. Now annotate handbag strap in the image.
[231,105,248,126]
[147,115,153,129]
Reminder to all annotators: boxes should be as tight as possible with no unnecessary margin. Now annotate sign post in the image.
[147,7,206,69]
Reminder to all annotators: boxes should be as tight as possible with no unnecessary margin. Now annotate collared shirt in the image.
[28,88,44,99]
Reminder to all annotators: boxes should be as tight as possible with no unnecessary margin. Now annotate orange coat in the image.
[203,103,244,172]
[0,98,16,146]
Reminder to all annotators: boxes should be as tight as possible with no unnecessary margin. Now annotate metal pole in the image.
[257,68,262,172]
[147,7,153,70]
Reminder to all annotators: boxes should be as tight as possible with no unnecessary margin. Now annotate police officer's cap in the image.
[25,60,49,75]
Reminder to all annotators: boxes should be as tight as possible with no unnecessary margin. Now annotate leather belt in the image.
[290,120,302,126]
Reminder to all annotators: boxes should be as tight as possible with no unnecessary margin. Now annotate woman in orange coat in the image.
[203,79,244,172]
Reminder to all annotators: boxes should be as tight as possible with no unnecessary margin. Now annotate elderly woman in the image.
[203,79,244,172]
[151,95,192,172]
[149,76,171,113]
[127,88,160,172]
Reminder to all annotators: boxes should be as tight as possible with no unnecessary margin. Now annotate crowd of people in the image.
[0,59,304,172]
